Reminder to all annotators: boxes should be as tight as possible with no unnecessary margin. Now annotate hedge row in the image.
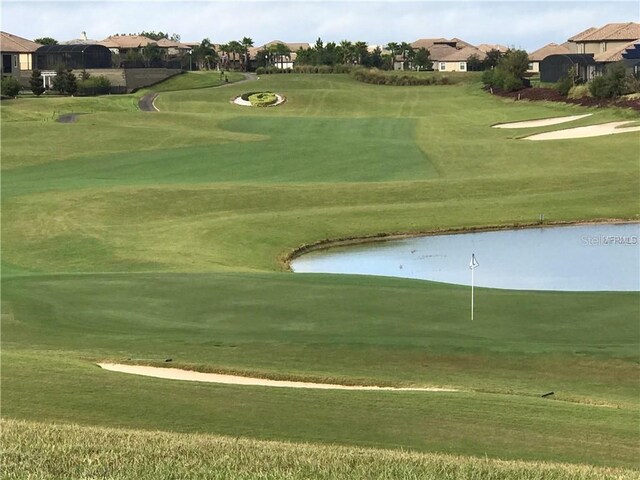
[351,69,453,86]
[255,65,354,75]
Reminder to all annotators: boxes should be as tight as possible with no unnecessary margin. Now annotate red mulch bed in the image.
[488,87,640,112]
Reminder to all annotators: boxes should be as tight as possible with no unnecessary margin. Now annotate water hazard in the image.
[290,223,640,291]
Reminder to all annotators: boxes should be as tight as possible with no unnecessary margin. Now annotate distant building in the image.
[0,31,41,83]
[540,22,640,82]
[527,42,572,74]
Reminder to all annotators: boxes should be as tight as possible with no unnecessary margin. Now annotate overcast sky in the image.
[2,1,637,51]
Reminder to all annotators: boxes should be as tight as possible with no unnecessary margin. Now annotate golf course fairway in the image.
[2,71,639,478]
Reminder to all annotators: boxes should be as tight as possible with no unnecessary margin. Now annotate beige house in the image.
[568,22,640,54]
[1,31,41,80]
[437,46,487,72]
[260,40,311,69]
[100,34,190,56]
[477,43,508,54]
[527,42,571,74]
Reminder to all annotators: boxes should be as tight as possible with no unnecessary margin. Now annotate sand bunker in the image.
[233,94,285,107]
[98,363,457,392]
[492,114,592,129]
[524,121,640,140]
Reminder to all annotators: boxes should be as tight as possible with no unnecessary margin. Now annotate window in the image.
[528,62,533,70]
[459,62,466,71]
[13,55,17,68]
[440,62,446,70]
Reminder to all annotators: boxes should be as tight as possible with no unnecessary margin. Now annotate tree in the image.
[241,37,254,71]
[138,31,180,41]
[270,43,291,69]
[466,54,484,72]
[589,62,630,99]
[34,37,57,45]
[192,38,217,70]
[142,42,163,67]
[414,48,432,71]
[399,42,413,69]
[483,49,503,69]
[52,68,77,95]
[353,41,369,65]
[386,42,400,69]
[1,76,21,97]
[500,49,529,79]
[219,43,230,69]
[29,69,45,96]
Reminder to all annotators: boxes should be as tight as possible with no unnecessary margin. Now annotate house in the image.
[100,34,190,57]
[263,40,310,69]
[408,38,490,72]
[568,22,640,54]
[540,22,640,82]
[527,42,571,74]
[0,31,41,84]
[437,46,487,72]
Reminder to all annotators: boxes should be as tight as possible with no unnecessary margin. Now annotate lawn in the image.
[1,72,639,475]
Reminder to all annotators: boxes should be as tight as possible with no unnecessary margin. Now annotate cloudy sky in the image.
[2,1,637,50]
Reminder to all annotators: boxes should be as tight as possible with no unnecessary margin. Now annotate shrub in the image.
[568,84,590,99]
[1,75,21,97]
[77,75,111,96]
[52,69,78,95]
[29,69,45,96]
[556,76,573,96]
[255,67,265,75]
[589,62,630,99]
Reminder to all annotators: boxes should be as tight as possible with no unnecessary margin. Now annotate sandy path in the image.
[524,121,640,140]
[98,363,457,392]
[492,114,592,129]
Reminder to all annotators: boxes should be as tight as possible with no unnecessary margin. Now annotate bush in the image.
[29,70,45,96]
[52,69,78,95]
[589,62,630,99]
[568,84,590,99]
[1,75,21,97]
[556,76,573,96]
[77,75,111,96]
[255,67,265,75]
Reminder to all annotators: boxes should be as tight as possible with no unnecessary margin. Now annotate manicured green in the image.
[1,72,639,473]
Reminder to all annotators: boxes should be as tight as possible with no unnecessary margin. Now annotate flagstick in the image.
[471,266,474,321]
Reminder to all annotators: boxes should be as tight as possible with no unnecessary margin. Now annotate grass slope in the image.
[1,72,639,472]
[4,419,638,480]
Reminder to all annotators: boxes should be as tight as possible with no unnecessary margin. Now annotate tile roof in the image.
[568,27,597,42]
[101,34,155,48]
[411,38,448,49]
[570,23,640,42]
[477,43,508,53]
[426,44,458,61]
[262,40,311,51]
[440,46,487,62]
[0,31,42,53]
[594,39,640,62]
[528,42,572,61]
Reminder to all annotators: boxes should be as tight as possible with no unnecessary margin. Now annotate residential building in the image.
[0,31,41,82]
[527,42,571,74]
[568,22,640,54]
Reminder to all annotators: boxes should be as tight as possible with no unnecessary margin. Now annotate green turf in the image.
[140,70,246,92]
[1,72,639,471]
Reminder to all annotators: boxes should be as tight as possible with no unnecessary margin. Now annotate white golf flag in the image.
[469,253,479,270]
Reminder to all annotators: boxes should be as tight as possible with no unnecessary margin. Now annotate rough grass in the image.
[139,70,245,92]
[3,419,638,480]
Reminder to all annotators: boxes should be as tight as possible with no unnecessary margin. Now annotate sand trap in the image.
[524,121,640,140]
[233,94,285,107]
[492,114,592,129]
[98,363,457,392]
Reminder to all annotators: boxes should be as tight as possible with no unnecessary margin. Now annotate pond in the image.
[290,223,640,291]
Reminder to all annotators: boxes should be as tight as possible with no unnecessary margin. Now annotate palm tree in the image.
[339,40,353,64]
[269,43,291,69]
[353,41,368,65]
[219,43,230,70]
[241,37,254,71]
[386,42,400,69]
[227,40,242,70]
[400,42,413,69]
